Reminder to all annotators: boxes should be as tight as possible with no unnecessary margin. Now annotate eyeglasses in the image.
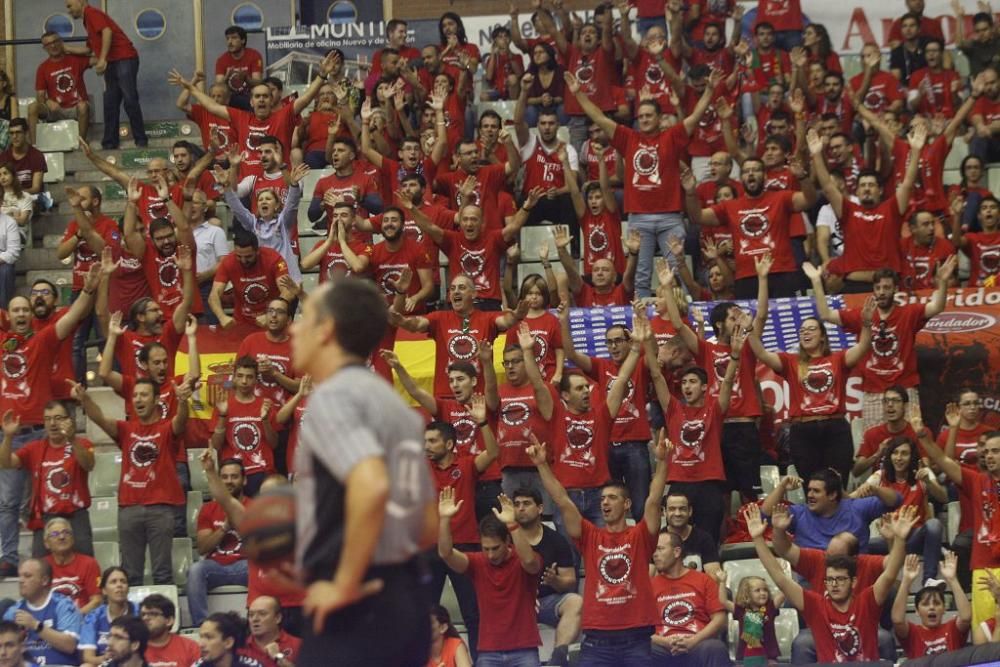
[605,337,629,346]
[29,288,53,297]
[46,529,72,539]
[824,576,851,584]
[501,359,523,368]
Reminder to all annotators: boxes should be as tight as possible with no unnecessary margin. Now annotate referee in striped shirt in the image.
[290,278,437,665]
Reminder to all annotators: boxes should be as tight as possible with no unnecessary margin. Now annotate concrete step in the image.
[19,247,70,272]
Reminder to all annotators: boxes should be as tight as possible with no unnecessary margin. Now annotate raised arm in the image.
[557,297,593,373]
[874,506,918,604]
[911,409,963,485]
[396,193,445,245]
[70,382,118,440]
[925,255,957,318]
[78,139,130,187]
[644,429,671,535]
[682,69,724,136]
[655,260,700,354]
[680,164,720,226]
[801,262,843,325]
[760,474,800,517]
[495,493,541,573]
[807,129,843,219]
[54,266,99,341]
[437,487,470,573]
[516,322,554,420]
[746,503,804,610]
[717,330,743,413]
[563,71,617,137]
[528,438,582,538]
[291,52,341,116]
[896,123,927,215]
[97,312,125,394]
[381,350,435,413]
[552,225,583,295]
[769,503,800,566]
[843,296,875,368]
[168,69,230,120]
[171,383,192,437]
[892,554,921,639]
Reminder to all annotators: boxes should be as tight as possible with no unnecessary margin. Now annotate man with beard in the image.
[138,594,200,667]
[683,145,820,299]
[383,344,502,522]
[235,137,290,217]
[0,265,101,577]
[111,244,195,380]
[0,279,75,401]
[747,503,914,663]
[649,530,729,666]
[307,136,379,226]
[527,430,671,666]
[0,402,95,558]
[361,129,447,208]
[56,186,119,385]
[187,459,249,627]
[167,53,339,168]
[241,596,300,667]
[662,492,722,579]
[101,616,151,667]
[124,178,200,317]
[210,229,295,329]
[215,25,263,108]
[392,271,526,397]
[805,254,955,429]
[237,298,299,407]
[431,136,522,231]
[73,376,191,585]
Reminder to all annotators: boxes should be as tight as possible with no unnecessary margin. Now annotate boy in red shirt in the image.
[892,551,971,658]
[951,194,1000,287]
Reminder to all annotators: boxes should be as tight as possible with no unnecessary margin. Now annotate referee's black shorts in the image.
[299,559,430,666]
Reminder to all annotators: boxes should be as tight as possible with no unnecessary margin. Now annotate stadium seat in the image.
[187,449,212,493]
[775,608,799,660]
[785,466,806,504]
[296,168,335,236]
[759,465,780,496]
[43,151,65,184]
[93,541,120,569]
[990,166,1000,195]
[186,491,203,539]
[944,138,969,171]
[36,120,79,152]
[128,585,180,632]
[179,627,200,639]
[89,497,119,542]
[441,577,463,625]
[89,451,122,498]
[722,557,792,601]
[519,226,557,261]
[947,501,960,545]
[301,271,319,295]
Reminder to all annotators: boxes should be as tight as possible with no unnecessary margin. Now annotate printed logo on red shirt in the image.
[739,210,771,239]
[45,467,72,495]
[567,422,595,451]
[158,260,179,289]
[233,422,262,452]
[459,250,486,281]
[2,352,27,380]
[500,401,530,426]
[982,245,1000,275]
[447,334,479,361]
[632,147,661,185]
[832,622,862,660]
[242,281,270,307]
[129,438,160,468]
[453,416,478,449]
[864,89,886,111]
[679,419,707,451]
[872,323,900,359]
[661,598,696,628]
[588,227,610,255]
[804,368,835,394]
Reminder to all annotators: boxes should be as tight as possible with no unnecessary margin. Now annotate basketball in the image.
[238,486,296,565]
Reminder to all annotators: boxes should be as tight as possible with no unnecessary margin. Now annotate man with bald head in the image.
[243,595,302,666]
[695,152,742,206]
[0,266,100,577]
[2,557,82,665]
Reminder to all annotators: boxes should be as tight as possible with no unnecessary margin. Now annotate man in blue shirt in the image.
[2,559,81,665]
[760,468,899,552]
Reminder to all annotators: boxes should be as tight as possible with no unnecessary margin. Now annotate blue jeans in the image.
[608,441,652,522]
[71,290,101,384]
[553,487,604,538]
[907,518,944,581]
[0,426,44,565]
[185,557,249,625]
[0,263,14,310]
[628,213,686,298]
[102,57,146,147]
[502,469,553,515]
[303,150,329,170]
[476,648,540,667]
[651,638,731,666]
[578,631,652,667]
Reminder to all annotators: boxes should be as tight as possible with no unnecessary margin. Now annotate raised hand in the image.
[806,128,825,156]
[936,254,958,283]
[679,163,696,193]
[1,410,20,438]
[652,428,674,461]
[552,225,571,250]
[625,229,641,255]
[176,244,193,272]
[940,549,958,580]
[478,339,494,366]
[715,97,734,120]
[890,505,920,540]
[864,48,882,71]
[469,394,487,425]
[656,257,675,287]
[901,553,922,581]
[743,503,766,539]
[526,433,549,467]
[185,314,198,338]
[667,235,684,258]
[770,503,792,532]
[861,295,877,327]
[524,186,545,210]
[563,71,581,94]
[908,122,928,151]
[801,261,822,282]
[493,493,517,524]
[754,252,774,278]
[516,322,536,351]
[944,401,961,428]
[260,398,274,418]
[379,349,402,369]
[438,486,463,519]
[289,163,310,186]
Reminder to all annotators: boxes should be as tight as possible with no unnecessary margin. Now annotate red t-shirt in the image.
[107,237,149,320]
[144,635,202,667]
[912,134,951,215]
[625,49,682,116]
[0,147,47,190]
[666,399,726,483]
[960,466,1000,569]
[313,169,376,218]
[688,0,736,42]
[777,350,850,417]
[503,312,561,382]
[17,438,94,528]
[581,210,625,276]
[115,419,184,507]
[35,55,90,108]
[964,231,1000,287]
[215,48,264,96]
[197,499,246,566]
[752,49,792,90]
[45,553,100,609]
[859,423,919,459]
[564,45,617,115]
[228,105,298,166]
[834,198,904,275]
[938,423,993,466]
[553,394,612,489]
[755,0,803,30]
[188,104,237,157]
[884,477,928,525]
[850,70,904,115]
[796,547,883,594]
[430,455,480,544]
[435,164,508,230]
[695,338,761,418]
[0,326,61,425]
[577,520,657,630]
[909,68,961,117]
[311,236,373,283]
[426,310,500,398]
[839,303,927,392]
[21,308,74,402]
[213,395,277,476]
[652,569,725,637]
[611,124,689,215]
[141,242,199,317]
[434,398,500,482]
[62,215,120,291]
[214,248,289,326]
[901,237,954,292]
[83,5,137,61]
[802,587,882,663]
[114,326,183,381]
[376,156,438,205]
[711,190,797,279]
[815,92,855,135]
[439,230,509,302]
[577,283,631,307]
[586,357,650,442]
[240,630,302,667]
[520,135,571,196]
[497,382,556,468]
[465,551,541,652]
[901,618,966,658]
[973,95,1000,125]
[236,332,295,404]
[369,238,435,304]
